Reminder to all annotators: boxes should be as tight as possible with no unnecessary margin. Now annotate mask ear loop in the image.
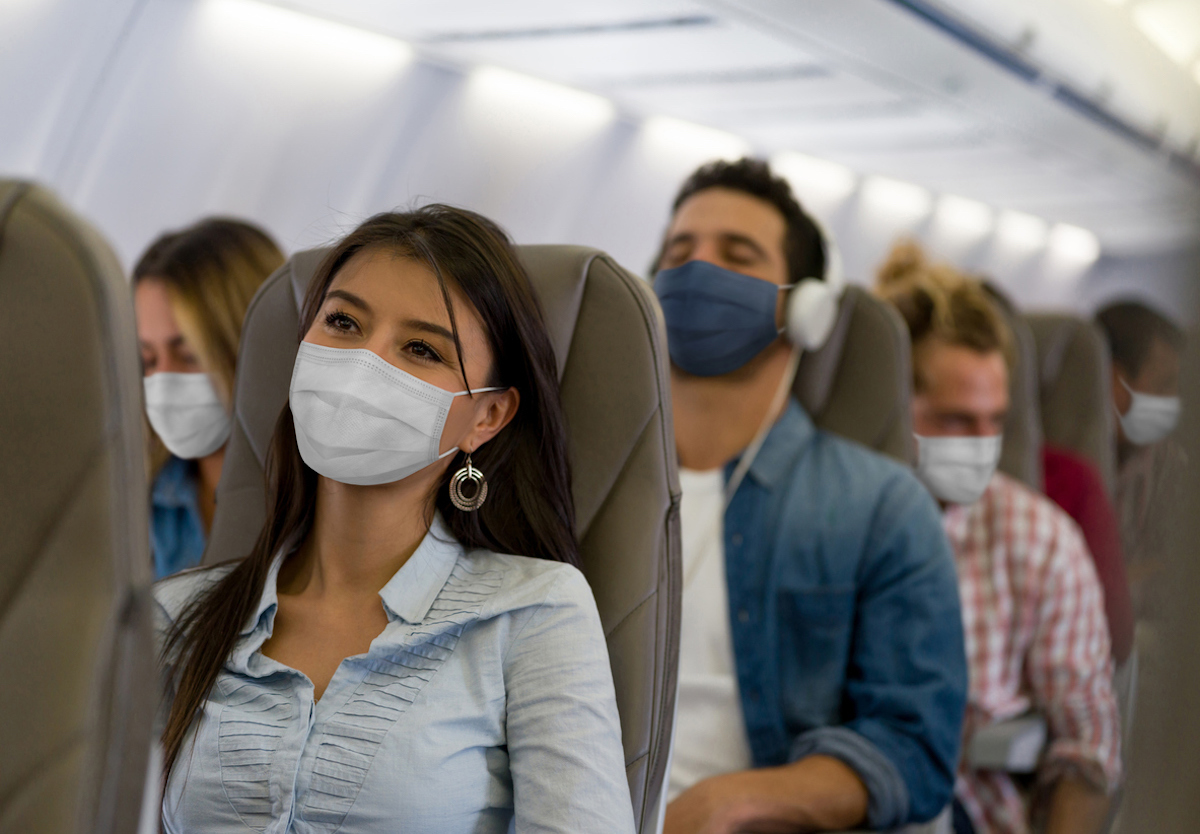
[682,346,802,590]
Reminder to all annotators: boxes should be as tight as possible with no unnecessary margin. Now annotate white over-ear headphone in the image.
[785,218,845,351]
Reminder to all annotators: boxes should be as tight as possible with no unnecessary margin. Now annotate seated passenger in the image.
[1041,444,1134,663]
[134,219,284,578]
[1095,301,1186,619]
[154,207,634,832]
[877,257,1121,834]
[655,158,967,832]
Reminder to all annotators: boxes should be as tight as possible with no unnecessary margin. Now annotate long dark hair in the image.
[159,205,578,787]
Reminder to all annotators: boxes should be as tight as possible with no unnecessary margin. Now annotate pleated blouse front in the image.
[154,516,634,834]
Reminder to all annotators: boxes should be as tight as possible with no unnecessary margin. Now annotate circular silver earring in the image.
[449,452,488,512]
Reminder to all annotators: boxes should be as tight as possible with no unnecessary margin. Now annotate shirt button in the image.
[731,533,743,547]
[738,609,751,624]
[749,688,761,702]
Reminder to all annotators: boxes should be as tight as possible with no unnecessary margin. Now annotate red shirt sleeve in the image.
[1041,446,1135,663]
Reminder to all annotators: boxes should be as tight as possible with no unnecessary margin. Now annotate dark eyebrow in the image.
[402,318,454,342]
[324,289,372,313]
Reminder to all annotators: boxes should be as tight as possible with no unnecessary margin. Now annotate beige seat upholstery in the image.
[983,284,1043,489]
[795,285,916,464]
[204,244,680,832]
[1025,313,1116,494]
[0,181,156,833]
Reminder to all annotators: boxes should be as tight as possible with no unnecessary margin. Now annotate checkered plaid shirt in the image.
[942,472,1121,834]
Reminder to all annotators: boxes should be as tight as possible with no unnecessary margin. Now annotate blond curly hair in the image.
[874,239,1011,390]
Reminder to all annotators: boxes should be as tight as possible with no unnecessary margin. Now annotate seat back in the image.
[983,284,1043,489]
[205,244,680,832]
[794,285,916,464]
[1025,313,1116,494]
[0,181,156,834]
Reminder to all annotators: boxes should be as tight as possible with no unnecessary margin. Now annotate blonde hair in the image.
[135,218,284,403]
[135,218,284,468]
[874,239,1011,390]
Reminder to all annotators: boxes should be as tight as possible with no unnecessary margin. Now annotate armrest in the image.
[967,714,1047,773]
[835,806,952,834]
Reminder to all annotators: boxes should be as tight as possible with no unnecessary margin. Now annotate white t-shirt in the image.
[666,468,754,802]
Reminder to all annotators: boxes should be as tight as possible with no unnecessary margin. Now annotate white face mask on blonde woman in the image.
[143,372,232,459]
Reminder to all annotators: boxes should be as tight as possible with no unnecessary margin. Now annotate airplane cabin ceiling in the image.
[275,0,1200,257]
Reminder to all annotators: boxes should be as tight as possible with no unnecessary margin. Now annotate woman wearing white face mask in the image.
[152,206,635,834]
[134,219,285,579]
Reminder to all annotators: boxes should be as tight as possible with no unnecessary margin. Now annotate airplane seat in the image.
[1024,313,1117,494]
[0,181,156,833]
[794,285,916,464]
[982,283,1043,489]
[203,244,680,833]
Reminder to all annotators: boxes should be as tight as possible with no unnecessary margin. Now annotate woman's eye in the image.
[323,310,358,333]
[406,340,443,363]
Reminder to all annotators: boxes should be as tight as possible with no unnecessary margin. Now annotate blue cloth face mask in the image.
[654,260,793,377]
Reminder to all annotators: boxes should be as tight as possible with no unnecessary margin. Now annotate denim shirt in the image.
[723,402,967,827]
[150,456,206,580]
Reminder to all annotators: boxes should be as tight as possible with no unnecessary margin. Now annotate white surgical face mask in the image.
[915,433,1002,505]
[1117,377,1180,446]
[143,372,232,460]
[289,341,503,486]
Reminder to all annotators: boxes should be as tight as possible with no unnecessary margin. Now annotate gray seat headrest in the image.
[1026,313,1116,495]
[984,283,1043,490]
[794,285,916,464]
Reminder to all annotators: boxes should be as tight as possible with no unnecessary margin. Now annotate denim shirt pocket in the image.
[777,586,856,731]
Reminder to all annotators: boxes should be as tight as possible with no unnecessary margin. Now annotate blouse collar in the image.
[238,513,463,644]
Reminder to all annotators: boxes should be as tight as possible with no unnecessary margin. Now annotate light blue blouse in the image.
[154,516,635,833]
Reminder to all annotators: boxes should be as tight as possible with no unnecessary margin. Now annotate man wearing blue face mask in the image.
[654,158,968,834]
[1096,301,1187,618]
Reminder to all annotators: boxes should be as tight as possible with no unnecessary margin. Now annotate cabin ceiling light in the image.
[642,116,751,164]
[934,194,994,241]
[468,66,615,132]
[1048,223,1101,265]
[996,210,1049,251]
[862,176,933,226]
[201,0,413,77]
[1131,0,1200,66]
[771,151,857,207]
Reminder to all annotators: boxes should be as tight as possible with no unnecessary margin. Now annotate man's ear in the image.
[464,388,520,453]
